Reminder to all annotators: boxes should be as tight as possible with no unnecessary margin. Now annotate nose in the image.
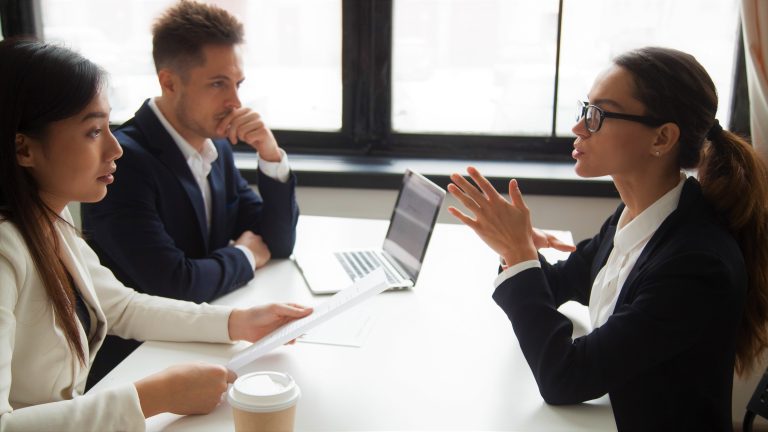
[572,116,590,139]
[106,128,123,161]
[226,84,242,110]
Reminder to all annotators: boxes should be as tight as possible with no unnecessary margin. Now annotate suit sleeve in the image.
[230,155,299,259]
[82,146,255,303]
[537,213,616,307]
[73,235,233,343]
[492,251,730,405]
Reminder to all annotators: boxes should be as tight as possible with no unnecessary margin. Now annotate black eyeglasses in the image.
[576,100,668,133]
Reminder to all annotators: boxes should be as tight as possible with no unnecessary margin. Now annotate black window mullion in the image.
[551,0,564,137]
[342,0,392,153]
[0,0,41,38]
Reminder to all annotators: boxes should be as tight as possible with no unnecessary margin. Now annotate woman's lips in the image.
[572,148,584,159]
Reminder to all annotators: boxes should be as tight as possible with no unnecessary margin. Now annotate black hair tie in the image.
[707,119,723,141]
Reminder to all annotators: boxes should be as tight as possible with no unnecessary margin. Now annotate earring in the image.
[655,151,660,157]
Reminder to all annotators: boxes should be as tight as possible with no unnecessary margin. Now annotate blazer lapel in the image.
[55,218,105,374]
[208,154,226,246]
[133,100,209,248]
[613,178,701,308]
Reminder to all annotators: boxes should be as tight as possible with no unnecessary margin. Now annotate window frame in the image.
[3,0,750,167]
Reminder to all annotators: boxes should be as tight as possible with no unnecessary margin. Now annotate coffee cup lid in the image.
[228,371,301,413]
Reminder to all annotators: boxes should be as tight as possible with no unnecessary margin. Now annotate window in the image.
[39,0,342,130]
[19,0,746,161]
[555,0,740,135]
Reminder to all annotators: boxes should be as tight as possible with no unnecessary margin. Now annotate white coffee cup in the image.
[228,371,301,432]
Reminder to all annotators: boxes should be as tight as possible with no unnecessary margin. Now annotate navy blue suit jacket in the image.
[493,178,746,431]
[82,100,299,303]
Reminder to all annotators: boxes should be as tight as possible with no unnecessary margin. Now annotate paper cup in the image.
[228,371,301,432]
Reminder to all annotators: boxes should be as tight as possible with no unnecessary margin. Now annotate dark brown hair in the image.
[152,0,244,75]
[0,39,105,365]
[615,47,768,375]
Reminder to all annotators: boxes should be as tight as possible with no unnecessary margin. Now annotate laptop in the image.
[293,169,446,294]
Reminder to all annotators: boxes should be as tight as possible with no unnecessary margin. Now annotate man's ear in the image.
[651,122,680,158]
[157,68,179,95]
[15,133,36,168]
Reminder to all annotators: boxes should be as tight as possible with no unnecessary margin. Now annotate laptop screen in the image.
[382,170,446,278]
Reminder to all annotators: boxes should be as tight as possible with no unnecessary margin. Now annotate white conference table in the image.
[91,215,616,431]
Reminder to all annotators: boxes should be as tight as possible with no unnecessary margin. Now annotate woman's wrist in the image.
[501,246,538,268]
[135,374,168,418]
[227,308,244,341]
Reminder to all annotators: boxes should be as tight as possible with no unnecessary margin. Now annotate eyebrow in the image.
[81,111,109,122]
[208,75,246,84]
[589,98,626,112]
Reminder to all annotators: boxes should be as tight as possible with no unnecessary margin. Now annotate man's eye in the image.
[88,128,102,138]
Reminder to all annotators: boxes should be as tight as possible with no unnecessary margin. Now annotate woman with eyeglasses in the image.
[448,46,768,430]
[0,38,312,431]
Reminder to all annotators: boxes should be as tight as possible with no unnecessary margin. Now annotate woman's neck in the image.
[614,170,682,221]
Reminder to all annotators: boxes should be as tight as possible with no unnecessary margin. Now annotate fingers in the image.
[215,108,265,145]
[549,236,577,252]
[447,183,480,213]
[507,179,528,210]
[450,172,486,206]
[272,303,314,318]
[466,166,501,202]
[226,368,237,384]
[447,205,477,228]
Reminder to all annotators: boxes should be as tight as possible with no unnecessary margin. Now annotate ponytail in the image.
[698,126,768,375]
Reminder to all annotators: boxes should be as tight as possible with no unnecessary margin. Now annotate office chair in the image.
[744,367,768,432]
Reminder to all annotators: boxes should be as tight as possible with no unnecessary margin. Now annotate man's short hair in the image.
[152,0,244,75]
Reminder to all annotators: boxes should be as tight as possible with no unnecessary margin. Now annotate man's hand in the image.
[216,108,282,162]
[235,230,271,269]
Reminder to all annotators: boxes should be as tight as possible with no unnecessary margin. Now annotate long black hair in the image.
[0,38,106,364]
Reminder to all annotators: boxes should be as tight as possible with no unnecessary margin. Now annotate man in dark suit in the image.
[82,1,298,386]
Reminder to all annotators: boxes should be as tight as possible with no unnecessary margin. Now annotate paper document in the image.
[298,307,375,347]
[228,269,388,371]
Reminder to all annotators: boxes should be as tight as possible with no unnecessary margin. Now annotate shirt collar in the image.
[614,173,686,254]
[148,97,218,165]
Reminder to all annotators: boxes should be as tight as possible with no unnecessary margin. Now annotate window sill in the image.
[235,153,618,198]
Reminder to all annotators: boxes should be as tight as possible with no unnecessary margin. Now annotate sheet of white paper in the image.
[227,268,388,371]
[297,307,375,347]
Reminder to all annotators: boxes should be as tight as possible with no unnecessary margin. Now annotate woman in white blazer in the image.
[0,39,312,431]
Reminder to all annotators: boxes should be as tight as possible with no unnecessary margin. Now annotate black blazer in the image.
[492,178,746,431]
[82,100,299,303]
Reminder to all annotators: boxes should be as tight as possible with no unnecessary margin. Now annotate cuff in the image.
[493,259,541,289]
[258,149,290,182]
[235,245,256,272]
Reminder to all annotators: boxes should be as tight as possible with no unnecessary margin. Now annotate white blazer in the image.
[0,209,234,431]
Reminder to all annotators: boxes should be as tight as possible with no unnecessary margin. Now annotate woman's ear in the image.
[15,133,35,168]
[651,122,680,158]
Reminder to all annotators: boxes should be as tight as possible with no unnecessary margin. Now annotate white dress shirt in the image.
[494,174,686,330]
[148,98,290,270]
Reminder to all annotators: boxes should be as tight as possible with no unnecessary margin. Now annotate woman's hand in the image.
[532,228,577,252]
[227,303,313,342]
[448,166,538,267]
[135,363,236,418]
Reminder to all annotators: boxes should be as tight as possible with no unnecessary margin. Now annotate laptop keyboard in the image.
[335,251,403,285]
